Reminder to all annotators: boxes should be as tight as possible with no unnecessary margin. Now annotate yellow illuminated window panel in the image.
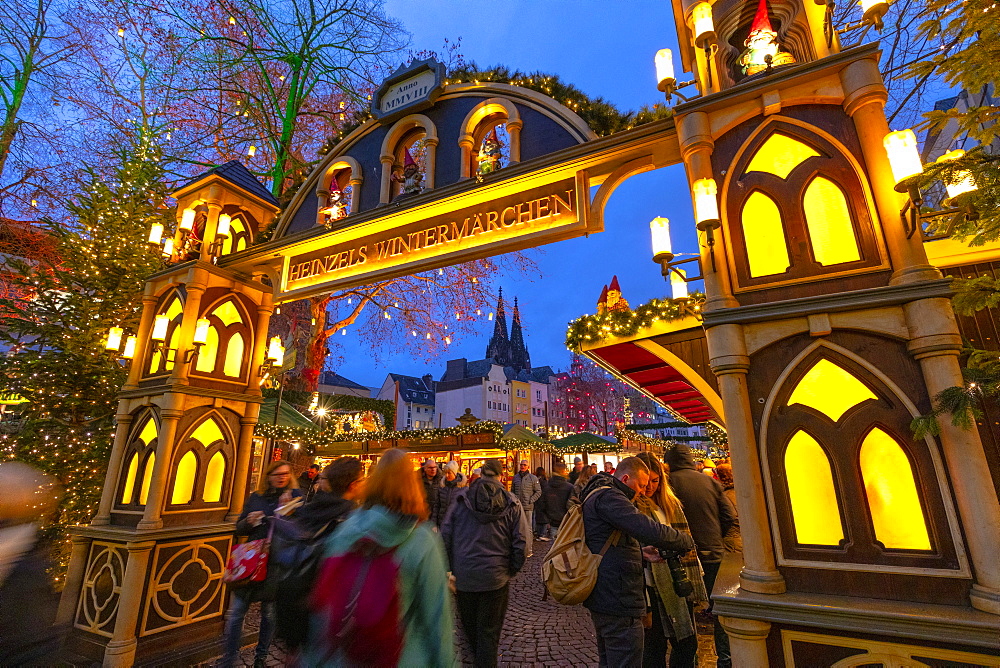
[164,297,183,321]
[204,451,226,503]
[744,133,820,179]
[190,418,226,447]
[803,176,861,266]
[121,453,139,503]
[212,301,242,327]
[236,236,247,253]
[788,359,877,421]
[785,430,844,546]
[224,333,244,377]
[139,452,155,505]
[137,418,157,445]
[741,191,790,277]
[860,428,932,550]
[195,326,220,373]
[171,451,198,505]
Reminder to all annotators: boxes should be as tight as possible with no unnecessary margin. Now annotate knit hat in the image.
[445,461,459,474]
[472,467,482,476]
[574,457,582,464]
[481,459,502,477]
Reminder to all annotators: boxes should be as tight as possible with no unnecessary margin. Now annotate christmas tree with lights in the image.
[0,130,172,580]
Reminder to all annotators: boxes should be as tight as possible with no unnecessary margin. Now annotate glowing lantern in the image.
[936,149,977,199]
[151,314,170,342]
[692,2,716,46]
[266,336,284,367]
[162,237,175,258]
[247,145,257,157]
[859,0,889,27]
[655,49,675,92]
[692,178,720,223]
[193,318,211,346]
[671,269,689,299]
[179,208,196,232]
[216,214,232,238]
[650,217,673,262]
[105,327,124,351]
[122,336,137,359]
[883,129,924,186]
[148,222,164,245]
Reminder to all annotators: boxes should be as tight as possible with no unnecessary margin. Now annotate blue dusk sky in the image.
[332,0,701,388]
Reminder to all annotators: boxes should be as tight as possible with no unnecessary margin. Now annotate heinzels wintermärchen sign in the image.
[279,175,590,299]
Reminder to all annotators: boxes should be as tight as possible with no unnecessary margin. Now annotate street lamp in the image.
[882,129,979,236]
[655,49,696,104]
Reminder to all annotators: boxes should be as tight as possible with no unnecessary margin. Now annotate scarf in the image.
[635,494,708,641]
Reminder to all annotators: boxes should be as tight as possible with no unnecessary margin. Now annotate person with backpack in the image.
[440,458,528,668]
[220,460,302,668]
[303,448,454,667]
[581,457,695,668]
[272,457,365,656]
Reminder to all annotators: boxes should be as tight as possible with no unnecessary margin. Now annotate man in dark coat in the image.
[420,458,443,522]
[581,457,695,668]
[441,459,528,668]
[541,461,574,538]
[664,443,738,668]
[298,464,320,500]
[568,456,585,484]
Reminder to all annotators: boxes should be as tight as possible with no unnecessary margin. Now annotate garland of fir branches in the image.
[255,419,541,454]
[566,294,705,352]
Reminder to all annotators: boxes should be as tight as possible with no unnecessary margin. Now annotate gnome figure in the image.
[606,275,630,313]
[738,0,795,77]
[477,127,503,180]
[597,284,609,316]
[322,176,348,225]
[393,147,424,195]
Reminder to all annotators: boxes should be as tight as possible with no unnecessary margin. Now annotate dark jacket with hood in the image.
[434,472,466,527]
[541,473,574,526]
[664,444,737,564]
[440,475,527,592]
[581,472,694,618]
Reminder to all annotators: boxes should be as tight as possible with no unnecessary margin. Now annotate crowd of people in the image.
[0,446,738,668]
[214,445,738,668]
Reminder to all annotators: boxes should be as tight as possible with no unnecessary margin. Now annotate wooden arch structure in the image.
[60,41,1000,667]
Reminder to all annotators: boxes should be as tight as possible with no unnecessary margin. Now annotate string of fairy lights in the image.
[565,293,706,352]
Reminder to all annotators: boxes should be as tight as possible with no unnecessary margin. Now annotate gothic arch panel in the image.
[752,334,968,594]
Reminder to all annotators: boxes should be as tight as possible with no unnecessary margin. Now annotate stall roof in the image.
[258,398,319,431]
[502,423,545,443]
[551,432,617,449]
[581,316,722,425]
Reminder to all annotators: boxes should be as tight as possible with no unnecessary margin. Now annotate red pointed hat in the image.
[598,284,608,303]
[486,127,500,144]
[403,147,417,168]
[609,275,621,292]
[329,174,342,193]
[750,0,774,34]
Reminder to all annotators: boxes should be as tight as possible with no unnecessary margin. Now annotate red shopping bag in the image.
[224,525,272,586]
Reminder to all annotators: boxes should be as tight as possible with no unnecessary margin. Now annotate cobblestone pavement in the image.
[204,546,719,667]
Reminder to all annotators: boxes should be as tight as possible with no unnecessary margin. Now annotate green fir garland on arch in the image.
[565,294,705,352]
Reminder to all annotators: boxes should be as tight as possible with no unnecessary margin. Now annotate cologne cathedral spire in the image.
[509,297,531,373]
[485,287,512,366]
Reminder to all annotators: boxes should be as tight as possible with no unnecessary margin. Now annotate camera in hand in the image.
[659,549,694,598]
